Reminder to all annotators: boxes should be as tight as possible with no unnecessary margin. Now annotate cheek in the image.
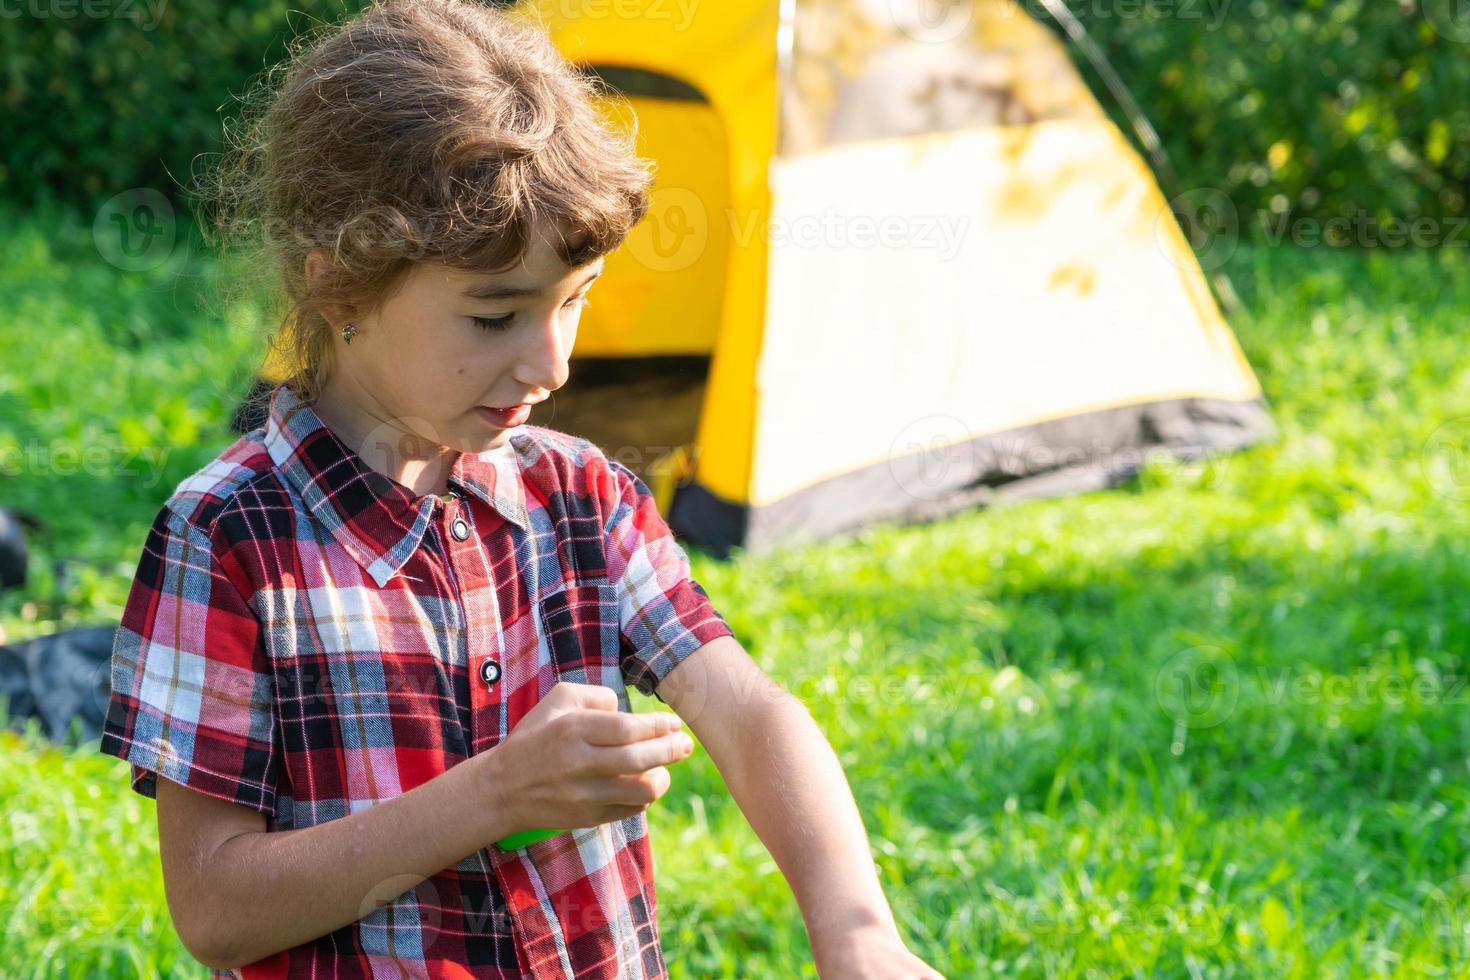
[407,330,516,399]
[362,320,464,400]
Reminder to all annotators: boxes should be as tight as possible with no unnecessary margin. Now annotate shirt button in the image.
[480,659,501,687]
[451,517,470,541]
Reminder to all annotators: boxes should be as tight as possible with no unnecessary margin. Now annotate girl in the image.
[98,1,944,977]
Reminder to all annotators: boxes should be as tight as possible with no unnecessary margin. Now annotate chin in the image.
[479,429,514,451]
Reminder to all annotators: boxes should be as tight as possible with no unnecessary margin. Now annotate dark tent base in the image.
[233,371,1273,560]
[669,396,1276,558]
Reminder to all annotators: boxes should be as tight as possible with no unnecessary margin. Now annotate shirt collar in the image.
[262,383,531,587]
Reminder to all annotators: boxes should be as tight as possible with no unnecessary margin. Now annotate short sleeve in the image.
[599,455,735,702]
[98,504,280,816]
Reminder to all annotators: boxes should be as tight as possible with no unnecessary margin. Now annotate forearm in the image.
[705,689,900,953]
[195,751,513,969]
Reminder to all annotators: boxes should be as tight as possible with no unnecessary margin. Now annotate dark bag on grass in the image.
[0,625,115,744]
[0,506,32,591]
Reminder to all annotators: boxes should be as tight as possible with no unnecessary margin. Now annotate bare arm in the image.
[156,749,512,969]
[657,635,939,976]
[156,687,692,970]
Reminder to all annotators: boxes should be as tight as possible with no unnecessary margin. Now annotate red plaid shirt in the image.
[99,382,736,978]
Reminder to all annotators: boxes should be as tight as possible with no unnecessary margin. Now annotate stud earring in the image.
[342,322,359,345]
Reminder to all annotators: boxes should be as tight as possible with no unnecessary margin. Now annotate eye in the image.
[471,296,589,332]
[471,314,515,332]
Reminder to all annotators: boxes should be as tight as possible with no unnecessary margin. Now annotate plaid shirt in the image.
[99,382,735,979]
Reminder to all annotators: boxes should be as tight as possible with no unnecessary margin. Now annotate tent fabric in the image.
[244,0,1273,556]
[748,120,1265,511]
[526,0,1273,554]
[779,0,1105,156]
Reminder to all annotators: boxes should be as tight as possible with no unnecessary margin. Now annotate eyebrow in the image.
[462,266,604,300]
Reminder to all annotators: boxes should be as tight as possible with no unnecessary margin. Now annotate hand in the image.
[814,924,946,980]
[482,681,695,839]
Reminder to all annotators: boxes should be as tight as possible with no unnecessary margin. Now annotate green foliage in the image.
[0,0,373,211]
[0,726,192,977]
[1049,0,1470,233]
[2,206,1469,975]
[0,199,264,634]
[4,0,1467,237]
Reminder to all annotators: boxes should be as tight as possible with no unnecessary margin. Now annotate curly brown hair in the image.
[196,0,653,412]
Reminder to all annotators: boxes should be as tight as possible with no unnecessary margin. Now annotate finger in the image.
[548,680,619,712]
[585,731,693,776]
[595,803,650,825]
[577,708,683,747]
[603,765,672,806]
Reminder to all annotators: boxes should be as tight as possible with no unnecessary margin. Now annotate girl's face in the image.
[310,216,604,463]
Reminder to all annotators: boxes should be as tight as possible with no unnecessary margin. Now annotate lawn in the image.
[2,201,1468,978]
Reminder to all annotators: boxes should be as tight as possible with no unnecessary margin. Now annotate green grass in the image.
[3,200,1469,977]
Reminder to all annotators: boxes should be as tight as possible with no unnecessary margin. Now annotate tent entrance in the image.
[531,355,713,514]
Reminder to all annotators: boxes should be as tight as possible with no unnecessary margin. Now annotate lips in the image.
[476,403,534,428]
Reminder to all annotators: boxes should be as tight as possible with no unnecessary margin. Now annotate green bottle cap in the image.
[496,827,565,850]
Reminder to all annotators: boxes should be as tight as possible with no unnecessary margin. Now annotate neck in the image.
[310,376,460,499]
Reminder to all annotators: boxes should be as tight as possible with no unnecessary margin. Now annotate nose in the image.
[515,308,573,393]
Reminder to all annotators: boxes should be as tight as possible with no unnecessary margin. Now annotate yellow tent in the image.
[244,0,1273,557]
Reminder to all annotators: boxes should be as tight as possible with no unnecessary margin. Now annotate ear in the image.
[304,247,331,292]
[304,248,358,330]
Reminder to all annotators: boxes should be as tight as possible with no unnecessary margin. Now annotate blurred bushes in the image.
[2,0,1466,237]
[1057,0,1470,232]
[0,0,504,222]
[0,2,372,215]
